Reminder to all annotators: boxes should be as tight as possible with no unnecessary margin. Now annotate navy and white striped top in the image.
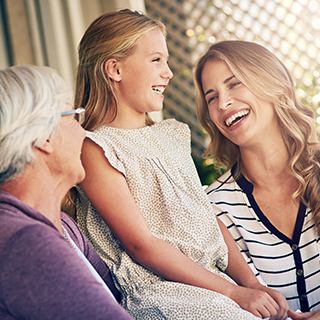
[206,166,320,312]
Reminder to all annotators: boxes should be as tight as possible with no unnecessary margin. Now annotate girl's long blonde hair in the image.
[194,40,320,233]
[76,9,166,131]
[62,9,166,218]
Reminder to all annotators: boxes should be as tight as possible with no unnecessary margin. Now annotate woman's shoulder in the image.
[205,169,235,195]
[61,212,84,246]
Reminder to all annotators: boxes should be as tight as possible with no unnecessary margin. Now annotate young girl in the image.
[72,9,288,319]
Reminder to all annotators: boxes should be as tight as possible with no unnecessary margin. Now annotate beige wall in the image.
[5,0,33,65]
[1,0,145,88]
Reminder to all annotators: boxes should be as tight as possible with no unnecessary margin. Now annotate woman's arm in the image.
[61,213,121,301]
[1,225,132,320]
[288,310,320,320]
[216,210,266,284]
[217,218,289,319]
[80,138,286,319]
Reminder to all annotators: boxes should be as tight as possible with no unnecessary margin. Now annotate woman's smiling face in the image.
[201,60,279,149]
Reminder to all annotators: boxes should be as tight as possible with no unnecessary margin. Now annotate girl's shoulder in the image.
[159,118,188,129]
[84,119,190,148]
[89,119,190,137]
[157,118,190,138]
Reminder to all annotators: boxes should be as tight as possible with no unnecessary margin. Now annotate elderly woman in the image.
[0,65,133,320]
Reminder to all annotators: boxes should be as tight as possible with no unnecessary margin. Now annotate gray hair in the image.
[0,65,73,184]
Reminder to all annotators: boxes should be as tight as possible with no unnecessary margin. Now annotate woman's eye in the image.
[207,95,218,104]
[152,58,160,62]
[230,81,241,88]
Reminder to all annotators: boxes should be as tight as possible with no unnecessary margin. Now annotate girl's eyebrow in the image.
[204,75,235,97]
[149,51,169,59]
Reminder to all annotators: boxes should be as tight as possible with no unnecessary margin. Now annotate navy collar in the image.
[231,163,307,244]
[231,164,253,194]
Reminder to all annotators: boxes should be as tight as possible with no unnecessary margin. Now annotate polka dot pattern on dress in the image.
[76,119,260,319]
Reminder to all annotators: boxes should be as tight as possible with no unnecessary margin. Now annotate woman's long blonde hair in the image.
[62,9,166,218]
[195,40,320,233]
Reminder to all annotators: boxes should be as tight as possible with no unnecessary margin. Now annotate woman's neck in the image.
[240,138,291,188]
[1,166,64,234]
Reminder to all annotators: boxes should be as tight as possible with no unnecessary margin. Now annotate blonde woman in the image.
[195,40,320,315]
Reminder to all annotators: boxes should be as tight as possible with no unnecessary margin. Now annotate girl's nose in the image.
[163,63,173,79]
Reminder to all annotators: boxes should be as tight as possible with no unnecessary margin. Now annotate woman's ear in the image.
[36,138,54,155]
[105,59,121,82]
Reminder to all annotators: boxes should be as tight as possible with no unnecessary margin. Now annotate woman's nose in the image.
[218,93,233,111]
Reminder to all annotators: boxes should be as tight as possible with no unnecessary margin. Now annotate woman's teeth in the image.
[225,110,249,127]
[152,86,165,94]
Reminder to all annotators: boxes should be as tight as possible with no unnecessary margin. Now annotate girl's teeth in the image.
[152,86,164,94]
[225,110,249,127]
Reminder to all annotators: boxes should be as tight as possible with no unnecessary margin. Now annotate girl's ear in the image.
[104,59,121,82]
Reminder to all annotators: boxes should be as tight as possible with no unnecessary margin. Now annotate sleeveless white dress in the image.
[76,119,260,320]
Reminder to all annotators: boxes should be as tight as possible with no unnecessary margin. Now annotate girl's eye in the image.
[152,58,160,62]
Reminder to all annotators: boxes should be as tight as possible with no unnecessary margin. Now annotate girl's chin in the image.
[76,169,86,185]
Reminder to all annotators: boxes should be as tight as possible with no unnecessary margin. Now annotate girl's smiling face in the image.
[201,60,279,149]
[115,29,173,118]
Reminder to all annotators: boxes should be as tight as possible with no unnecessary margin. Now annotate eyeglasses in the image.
[61,108,85,125]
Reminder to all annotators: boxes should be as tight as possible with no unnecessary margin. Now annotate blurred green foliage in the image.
[194,157,225,187]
